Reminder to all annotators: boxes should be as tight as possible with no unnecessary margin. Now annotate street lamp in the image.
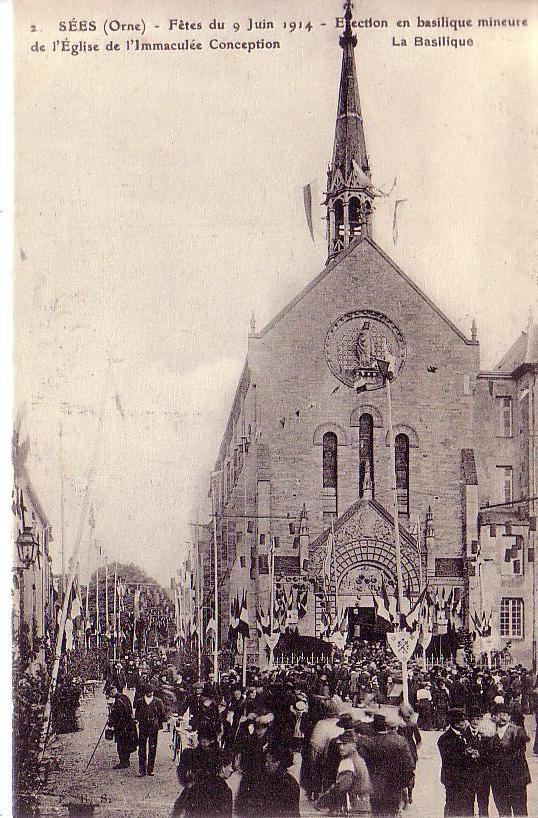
[16,526,38,569]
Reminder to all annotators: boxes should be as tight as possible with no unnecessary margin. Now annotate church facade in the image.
[195,4,537,668]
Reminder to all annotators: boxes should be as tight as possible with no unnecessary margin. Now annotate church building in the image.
[195,3,537,668]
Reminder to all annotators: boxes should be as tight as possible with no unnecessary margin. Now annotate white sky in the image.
[12,0,538,586]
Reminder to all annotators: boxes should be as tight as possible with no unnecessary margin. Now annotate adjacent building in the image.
[12,428,55,667]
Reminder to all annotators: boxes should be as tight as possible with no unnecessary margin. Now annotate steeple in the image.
[326,1,374,260]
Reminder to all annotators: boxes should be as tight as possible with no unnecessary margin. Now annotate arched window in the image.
[333,200,345,252]
[395,433,410,515]
[349,197,362,239]
[322,432,338,517]
[358,414,374,498]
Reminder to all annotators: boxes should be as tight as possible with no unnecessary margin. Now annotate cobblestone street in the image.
[37,688,538,817]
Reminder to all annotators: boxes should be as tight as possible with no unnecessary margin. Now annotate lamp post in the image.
[14,526,39,667]
[16,526,38,569]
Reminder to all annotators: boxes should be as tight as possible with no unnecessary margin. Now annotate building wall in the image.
[248,240,479,566]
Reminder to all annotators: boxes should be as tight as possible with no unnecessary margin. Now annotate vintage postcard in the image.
[11,0,538,816]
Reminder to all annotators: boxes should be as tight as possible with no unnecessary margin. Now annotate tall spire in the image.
[326,1,374,260]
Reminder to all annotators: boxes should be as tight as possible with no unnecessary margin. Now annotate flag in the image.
[371,176,397,198]
[372,577,395,625]
[402,587,428,631]
[256,604,269,639]
[329,608,348,650]
[372,590,392,624]
[450,589,464,629]
[392,198,407,244]
[319,602,331,640]
[297,587,308,619]
[418,607,433,650]
[303,182,315,242]
[238,591,250,638]
[133,589,141,621]
[228,594,239,644]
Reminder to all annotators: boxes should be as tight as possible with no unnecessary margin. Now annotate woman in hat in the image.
[316,731,371,816]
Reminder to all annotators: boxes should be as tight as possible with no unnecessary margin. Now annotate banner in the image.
[387,628,419,662]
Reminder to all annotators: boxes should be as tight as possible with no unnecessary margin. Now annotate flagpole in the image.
[105,556,109,648]
[96,562,100,649]
[269,537,275,669]
[242,630,248,687]
[59,423,66,601]
[416,514,427,671]
[242,397,248,686]
[85,533,91,651]
[113,563,117,662]
[117,582,122,659]
[211,482,219,680]
[196,527,203,680]
[379,364,409,704]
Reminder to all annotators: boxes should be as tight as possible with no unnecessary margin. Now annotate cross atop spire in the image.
[326,1,374,260]
[340,1,357,47]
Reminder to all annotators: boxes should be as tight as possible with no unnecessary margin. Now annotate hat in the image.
[468,706,482,720]
[336,714,355,729]
[294,700,307,712]
[255,712,275,727]
[373,714,387,733]
[143,683,154,696]
[491,702,510,716]
[324,699,342,718]
[267,743,294,769]
[198,723,218,741]
[448,708,467,727]
[335,730,357,745]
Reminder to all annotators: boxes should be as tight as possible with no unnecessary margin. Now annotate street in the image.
[37,688,538,817]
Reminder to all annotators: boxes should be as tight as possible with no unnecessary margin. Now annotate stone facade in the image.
[191,6,537,669]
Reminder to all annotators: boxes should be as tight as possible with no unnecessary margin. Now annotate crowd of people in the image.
[102,641,538,816]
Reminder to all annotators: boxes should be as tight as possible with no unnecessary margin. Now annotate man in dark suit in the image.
[107,684,137,769]
[465,707,491,817]
[489,702,531,816]
[438,708,479,817]
[134,683,166,777]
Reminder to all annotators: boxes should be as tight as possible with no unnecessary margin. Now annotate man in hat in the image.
[307,698,344,800]
[357,713,414,816]
[177,722,221,787]
[173,747,234,817]
[464,707,492,817]
[438,708,479,817]
[316,730,371,816]
[134,683,165,776]
[489,702,531,816]
[107,684,137,769]
[250,742,300,817]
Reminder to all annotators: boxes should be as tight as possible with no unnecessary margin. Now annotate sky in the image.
[12,0,538,586]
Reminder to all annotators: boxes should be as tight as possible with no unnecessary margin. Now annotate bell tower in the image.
[326,1,374,261]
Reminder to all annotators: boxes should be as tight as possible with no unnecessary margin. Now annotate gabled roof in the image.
[494,316,538,374]
[309,496,416,552]
[254,236,476,345]
[494,332,528,373]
